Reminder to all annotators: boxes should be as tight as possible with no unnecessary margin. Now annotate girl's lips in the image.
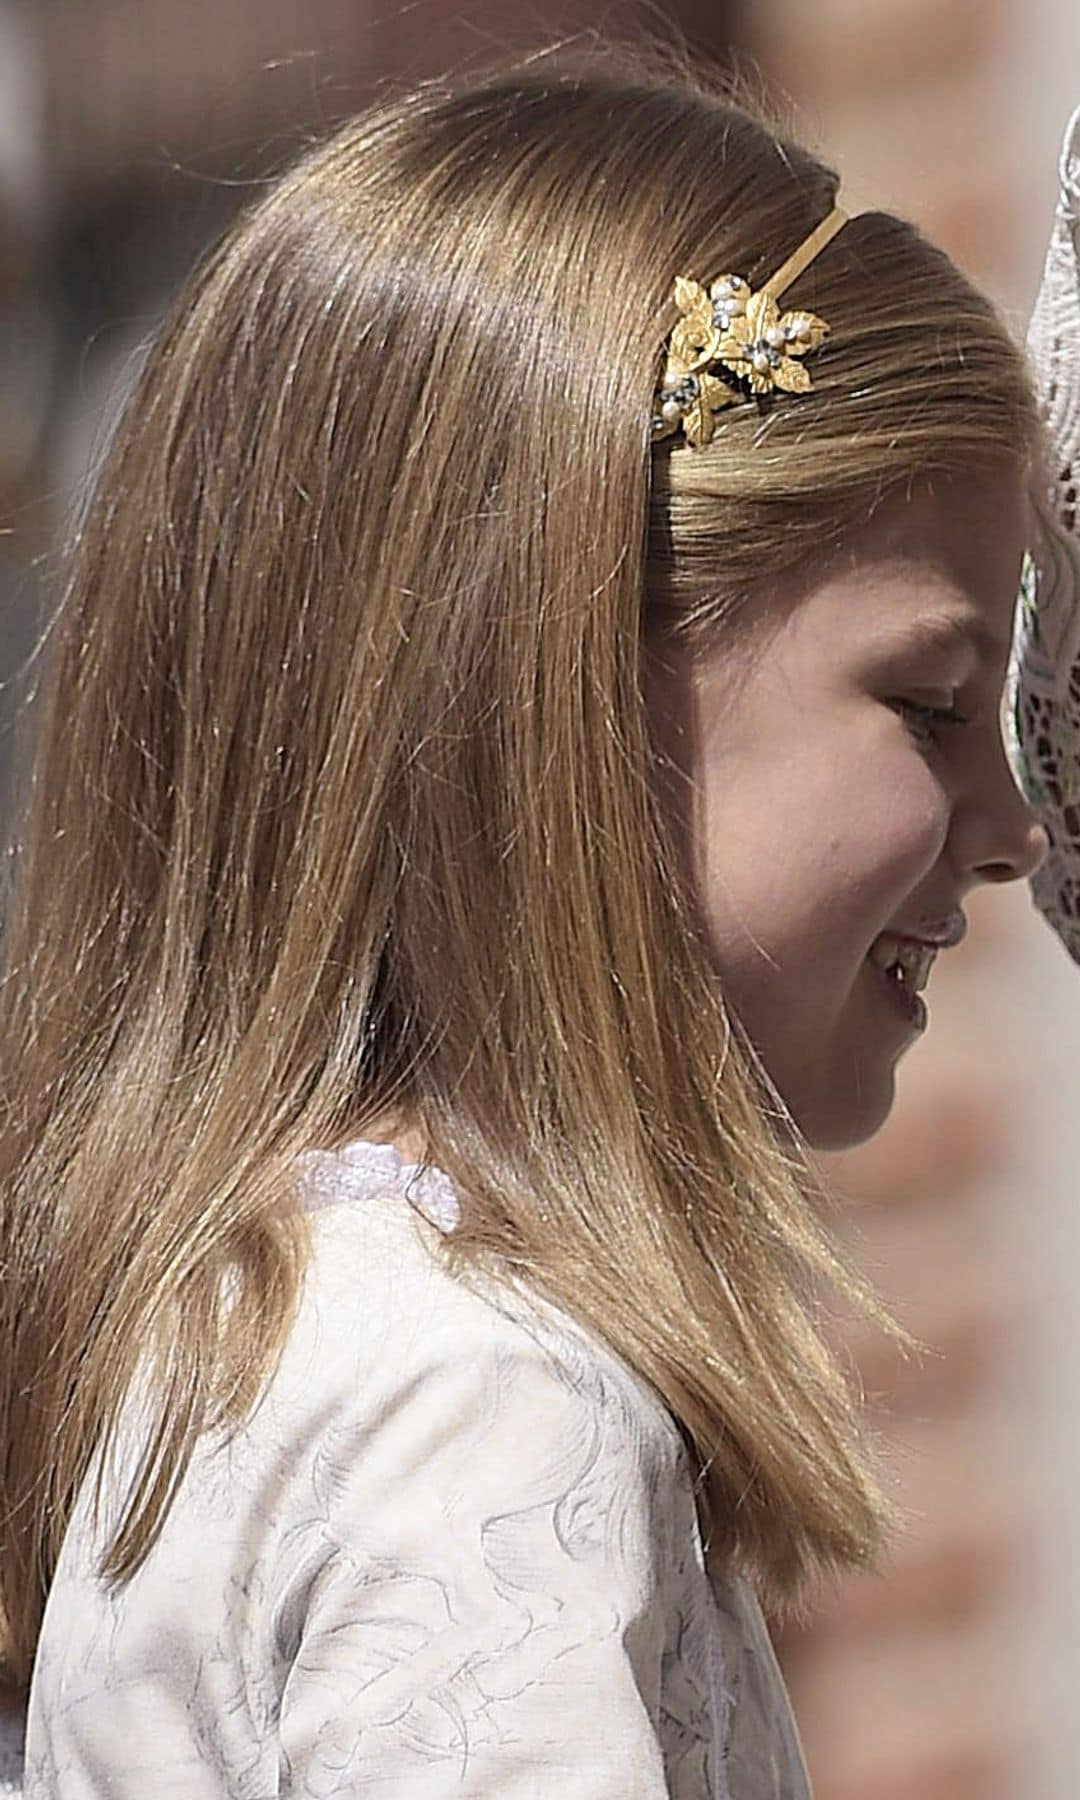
[885,910,967,951]
[865,908,966,1009]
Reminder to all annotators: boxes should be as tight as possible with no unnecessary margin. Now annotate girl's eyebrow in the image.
[913,612,1002,657]
[873,610,1004,666]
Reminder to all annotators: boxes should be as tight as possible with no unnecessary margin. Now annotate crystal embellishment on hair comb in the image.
[651,203,848,448]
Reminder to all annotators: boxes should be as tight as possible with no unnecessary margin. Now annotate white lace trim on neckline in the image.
[296,1137,462,1233]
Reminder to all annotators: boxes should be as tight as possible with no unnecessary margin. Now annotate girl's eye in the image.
[889,697,972,746]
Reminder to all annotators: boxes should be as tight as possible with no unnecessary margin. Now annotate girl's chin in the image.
[781,1042,899,1152]
[798,1087,896,1152]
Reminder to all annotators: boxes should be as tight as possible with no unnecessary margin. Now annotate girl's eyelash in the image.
[890,698,972,743]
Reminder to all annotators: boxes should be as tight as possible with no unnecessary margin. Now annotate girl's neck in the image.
[354,1109,430,1167]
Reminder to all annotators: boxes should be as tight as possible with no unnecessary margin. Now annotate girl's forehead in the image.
[668,469,1029,688]
[843,470,1026,574]
[792,473,1026,638]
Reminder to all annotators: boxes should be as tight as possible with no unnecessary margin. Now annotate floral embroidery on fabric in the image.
[22,1140,810,1799]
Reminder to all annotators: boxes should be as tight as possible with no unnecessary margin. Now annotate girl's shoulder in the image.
[283,1136,689,1475]
[26,1142,721,1798]
[26,1139,813,1799]
[66,1137,693,1571]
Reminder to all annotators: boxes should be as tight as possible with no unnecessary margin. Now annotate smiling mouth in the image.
[868,934,933,1030]
[868,934,936,994]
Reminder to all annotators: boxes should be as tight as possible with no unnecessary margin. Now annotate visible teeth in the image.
[902,947,935,992]
[869,934,936,993]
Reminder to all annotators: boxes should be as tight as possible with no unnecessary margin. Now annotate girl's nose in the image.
[951,731,1052,884]
[970,814,1050,884]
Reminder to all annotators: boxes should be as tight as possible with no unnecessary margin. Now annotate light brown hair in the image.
[0,40,1041,1688]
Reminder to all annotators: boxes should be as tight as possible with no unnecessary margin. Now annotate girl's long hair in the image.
[0,40,1041,1686]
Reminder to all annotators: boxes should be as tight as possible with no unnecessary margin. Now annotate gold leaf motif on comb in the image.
[652,272,831,445]
[650,206,847,449]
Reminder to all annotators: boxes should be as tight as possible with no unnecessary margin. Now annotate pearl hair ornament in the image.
[651,204,849,448]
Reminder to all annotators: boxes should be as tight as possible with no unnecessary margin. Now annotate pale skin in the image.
[647,470,1048,1150]
[366,470,1048,1163]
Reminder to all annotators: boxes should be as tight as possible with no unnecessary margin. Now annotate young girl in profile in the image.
[0,41,1053,1798]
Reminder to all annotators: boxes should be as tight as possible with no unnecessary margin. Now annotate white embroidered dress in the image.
[21,1139,812,1798]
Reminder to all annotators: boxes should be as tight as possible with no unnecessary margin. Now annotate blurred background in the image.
[2,2,1080,1795]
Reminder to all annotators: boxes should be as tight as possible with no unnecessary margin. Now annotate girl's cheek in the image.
[849,754,950,889]
[889,767,952,880]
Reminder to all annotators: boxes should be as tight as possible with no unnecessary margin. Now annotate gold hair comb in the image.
[651,204,849,448]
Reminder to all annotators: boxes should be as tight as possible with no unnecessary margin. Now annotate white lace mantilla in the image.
[19,1139,811,1798]
[1005,102,1080,958]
